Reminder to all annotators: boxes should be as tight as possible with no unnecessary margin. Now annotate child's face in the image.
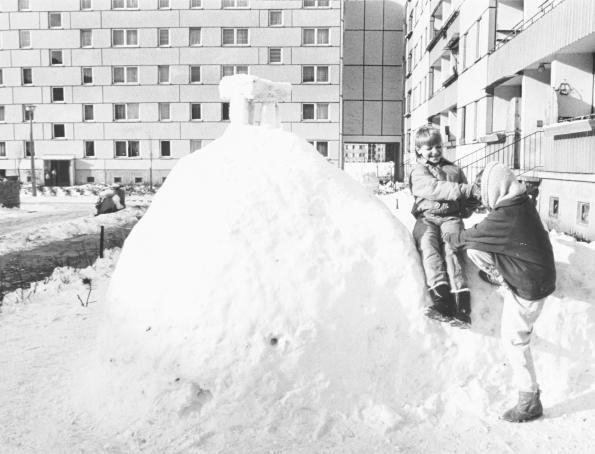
[417,143,442,163]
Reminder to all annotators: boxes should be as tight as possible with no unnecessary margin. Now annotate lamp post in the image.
[25,105,37,196]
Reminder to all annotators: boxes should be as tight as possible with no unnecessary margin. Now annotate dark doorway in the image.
[44,160,70,186]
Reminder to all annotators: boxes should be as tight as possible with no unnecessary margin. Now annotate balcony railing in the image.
[494,0,568,51]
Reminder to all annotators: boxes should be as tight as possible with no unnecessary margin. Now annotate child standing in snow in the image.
[409,125,480,325]
[442,162,556,422]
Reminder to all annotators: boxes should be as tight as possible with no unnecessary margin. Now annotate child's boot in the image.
[452,290,471,325]
[502,390,543,423]
[425,283,455,322]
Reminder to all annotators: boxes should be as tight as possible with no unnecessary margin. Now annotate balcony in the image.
[487,0,590,87]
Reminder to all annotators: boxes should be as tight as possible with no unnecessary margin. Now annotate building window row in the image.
[8,65,329,87]
[16,1,332,11]
[549,197,591,225]
[14,27,332,49]
[1,101,330,124]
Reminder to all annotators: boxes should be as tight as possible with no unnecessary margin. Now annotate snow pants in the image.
[412,217,468,293]
[467,249,546,392]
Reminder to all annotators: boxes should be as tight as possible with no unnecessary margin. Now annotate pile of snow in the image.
[87,125,438,447]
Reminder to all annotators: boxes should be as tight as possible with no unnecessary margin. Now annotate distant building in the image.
[0,0,404,186]
[404,0,595,240]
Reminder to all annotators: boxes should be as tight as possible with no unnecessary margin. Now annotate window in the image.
[189,28,201,46]
[460,105,466,144]
[50,50,63,65]
[190,65,201,83]
[86,176,95,183]
[112,29,138,47]
[82,67,93,84]
[269,10,282,26]
[309,141,328,157]
[158,65,170,84]
[302,103,329,121]
[49,13,62,28]
[158,0,170,8]
[0,142,6,157]
[159,103,170,121]
[577,202,590,225]
[302,65,329,83]
[221,102,230,121]
[112,0,138,8]
[18,0,30,10]
[0,106,5,122]
[51,87,64,102]
[81,29,92,47]
[81,0,92,10]
[190,0,202,7]
[24,141,33,156]
[190,103,201,120]
[114,176,122,183]
[160,140,171,157]
[0,69,3,85]
[221,65,248,78]
[23,106,33,122]
[113,66,138,84]
[83,104,94,121]
[158,29,169,46]
[134,177,143,183]
[302,28,329,45]
[114,103,139,120]
[269,48,282,64]
[84,141,95,157]
[549,197,559,218]
[222,0,248,7]
[304,0,329,7]
[53,124,65,139]
[222,28,249,46]
[19,31,31,48]
[115,140,140,157]
[190,139,202,152]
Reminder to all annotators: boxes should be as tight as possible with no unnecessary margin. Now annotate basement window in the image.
[549,197,559,218]
[577,202,590,225]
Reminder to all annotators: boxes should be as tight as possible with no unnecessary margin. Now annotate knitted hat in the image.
[480,162,526,209]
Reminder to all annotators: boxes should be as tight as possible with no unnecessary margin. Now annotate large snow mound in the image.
[91,125,434,441]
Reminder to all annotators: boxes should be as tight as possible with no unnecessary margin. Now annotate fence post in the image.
[99,225,104,258]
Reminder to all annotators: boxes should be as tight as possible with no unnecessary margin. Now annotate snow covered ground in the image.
[1,182,595,453]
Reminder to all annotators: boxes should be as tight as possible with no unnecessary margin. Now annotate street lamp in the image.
[24,104,37,197]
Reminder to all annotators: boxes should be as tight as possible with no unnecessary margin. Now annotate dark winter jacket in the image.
[409,158,473,220]
[443,162,556,300]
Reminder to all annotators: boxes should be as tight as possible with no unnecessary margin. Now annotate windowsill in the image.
[114,156,141,159]
[158,45,171,48]
[112,45,140,48]
[190,81,203,84]
[52,137,66,140]
[159,156,173,159]
[301,119,331,122]
[302,44,330,47]
[114,119,140,122]
[302,81,330,84]
[190,119,203,122]
[222,44,250,47]
[189,44,203,47]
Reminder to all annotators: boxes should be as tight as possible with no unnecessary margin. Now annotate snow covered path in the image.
[1,191,595,453]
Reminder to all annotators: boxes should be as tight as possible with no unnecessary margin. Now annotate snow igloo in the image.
[94,75,430,444]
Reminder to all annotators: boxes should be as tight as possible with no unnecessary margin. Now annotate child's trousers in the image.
[412,217,468,292]
[467,249,546,392]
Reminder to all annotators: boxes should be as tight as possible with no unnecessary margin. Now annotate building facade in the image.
[0,0,403,187]
[404,0,595,240]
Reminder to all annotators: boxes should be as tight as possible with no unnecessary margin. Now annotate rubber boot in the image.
[453,290,471,325]
[502,390,543,423]
[425,283,455,322]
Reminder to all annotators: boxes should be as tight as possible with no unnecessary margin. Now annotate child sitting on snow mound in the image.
[442,162,556,422]
[409,125,480,325]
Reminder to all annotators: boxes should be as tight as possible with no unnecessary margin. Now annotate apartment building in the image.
[0,0,404,187]
[404,0,595,240]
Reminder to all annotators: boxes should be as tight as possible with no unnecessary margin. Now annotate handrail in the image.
[457,130,542,169]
